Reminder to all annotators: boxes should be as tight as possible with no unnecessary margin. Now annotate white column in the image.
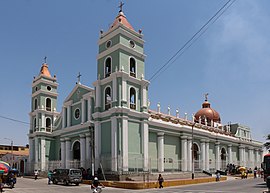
[239,145,244,166]
[181,136,188,171]
[141,86,147,108]
[243,147,246,166]
[87,97,92,121]
[96,84,101,107]
[157,132,164,172]
[34,138,39,166]
[187,137,192,171]
[205,141,210,171]
[41,113,45,128]
[255,149,259,166]
[80,134,86,168]
[201,140,206,171]
[60,138,66,168]
[113,76,117,102]
[81,100,85,124]
[29,138,34,163]
[215,142,220,170]
[40,138,46,171]
[85,133,91,169]
[111,116,117,171]
[62,107,66,128]
[67,105,71,127]
[122,79,127,103]
[122,117,128,171]
[228,145,232,164]
[94,122,101,171]
[142,120,149,171]
[248,148,253,168]
[65,138,71,169]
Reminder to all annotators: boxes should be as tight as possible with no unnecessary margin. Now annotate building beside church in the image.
[28,7,263,175]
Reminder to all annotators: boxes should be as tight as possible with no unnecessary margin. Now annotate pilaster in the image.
[215,141,220,170]
[122,116,129,171]
[60,138,66,168]
[65,138,71,169]
[200,139,206,171]
[181,136,188,171]
[111,116,117,171]
[157,132,164,172]
[80,134,86,168]
[142,120,149,171]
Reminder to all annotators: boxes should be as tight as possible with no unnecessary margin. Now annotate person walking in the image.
[47,170,52,184]
[34,170,38,180]
[158,174,164,188]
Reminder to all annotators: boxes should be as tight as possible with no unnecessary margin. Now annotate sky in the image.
[0,0,270,146]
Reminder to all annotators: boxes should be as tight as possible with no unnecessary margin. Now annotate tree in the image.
[264,134,270,152]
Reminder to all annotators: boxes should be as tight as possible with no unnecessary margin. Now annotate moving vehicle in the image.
[263,153,270,181]
[51,168,82,186]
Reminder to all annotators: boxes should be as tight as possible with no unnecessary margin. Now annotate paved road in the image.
[2,177,268,193]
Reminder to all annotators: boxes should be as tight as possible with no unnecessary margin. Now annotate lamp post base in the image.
[192,173,194,179]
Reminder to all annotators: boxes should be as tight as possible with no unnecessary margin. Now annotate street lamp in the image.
[191,123,196,179]
[4,138,13,168]
[89,126,95,177]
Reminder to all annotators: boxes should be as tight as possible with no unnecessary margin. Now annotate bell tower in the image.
[29,59,59,171]
[92,4,150,172]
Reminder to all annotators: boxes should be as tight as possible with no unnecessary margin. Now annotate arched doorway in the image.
[20,160,24,174]
[73,141,80,160]
[193,143,199,169]
[221,148,227,170]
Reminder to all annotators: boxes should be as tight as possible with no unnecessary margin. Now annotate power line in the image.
[0,115,29,125]
[148,0,236,82]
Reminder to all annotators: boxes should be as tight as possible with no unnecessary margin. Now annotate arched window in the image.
[105,87,111,110]
[33,118,37,130]
[46,98,51,111]
[34,98,38,110]
[193,143,200,170]
[130,87,136,110]
[105,57,112,78]
[221,148,227,170]
[130,57,136,77]
[46,118,51,132]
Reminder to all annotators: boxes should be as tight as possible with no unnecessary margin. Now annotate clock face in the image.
[74,108,80,120]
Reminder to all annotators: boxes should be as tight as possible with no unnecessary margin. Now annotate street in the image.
[2,177,268,193]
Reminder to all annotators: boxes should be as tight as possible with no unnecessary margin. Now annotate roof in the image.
[110,11,134,31]
[39,63,51,77]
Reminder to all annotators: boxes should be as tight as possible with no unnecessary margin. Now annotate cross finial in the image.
[119,1,124,12]
[77,72,82,84]
[204,93,209,101]
[44,56,47,63]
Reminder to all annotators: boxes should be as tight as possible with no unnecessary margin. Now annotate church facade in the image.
[28,9,263,174]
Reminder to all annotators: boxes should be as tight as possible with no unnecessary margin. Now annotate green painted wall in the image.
[101,121,111,155]
[148,132,158,170]
[128,121,141,155]
[164,135,180,170]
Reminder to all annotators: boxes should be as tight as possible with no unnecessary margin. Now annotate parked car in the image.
[51,169,82,186]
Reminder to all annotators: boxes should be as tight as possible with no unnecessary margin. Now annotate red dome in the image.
[194,99,221,125]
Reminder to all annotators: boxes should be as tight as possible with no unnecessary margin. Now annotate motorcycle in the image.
[0,183,3,193]
[91,185,104,193]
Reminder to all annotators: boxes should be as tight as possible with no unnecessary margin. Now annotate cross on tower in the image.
[77,72,82,84]
[204,93,209,101]
[119,1,124,12]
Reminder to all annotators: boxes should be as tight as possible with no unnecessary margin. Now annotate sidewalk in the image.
[83,176,227,189]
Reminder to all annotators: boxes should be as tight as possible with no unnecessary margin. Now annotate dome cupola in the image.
[194,93,221,126]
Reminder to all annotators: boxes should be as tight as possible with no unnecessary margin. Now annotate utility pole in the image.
[4,138,13,168]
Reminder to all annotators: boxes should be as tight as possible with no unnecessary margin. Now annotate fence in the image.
[25,158,261,175]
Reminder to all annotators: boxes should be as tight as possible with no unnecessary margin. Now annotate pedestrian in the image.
[91,177,104,193]
[47,170,52,184]
[254,166,257,178]
[216,172,220,181]
[157,174,164,188]
[34,170,38,180]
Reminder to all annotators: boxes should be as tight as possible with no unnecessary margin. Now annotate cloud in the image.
[206,0,270,83]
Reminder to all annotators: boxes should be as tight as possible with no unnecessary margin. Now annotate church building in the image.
[28,6,263,175]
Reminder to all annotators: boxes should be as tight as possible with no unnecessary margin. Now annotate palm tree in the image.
[264,134,270,152]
